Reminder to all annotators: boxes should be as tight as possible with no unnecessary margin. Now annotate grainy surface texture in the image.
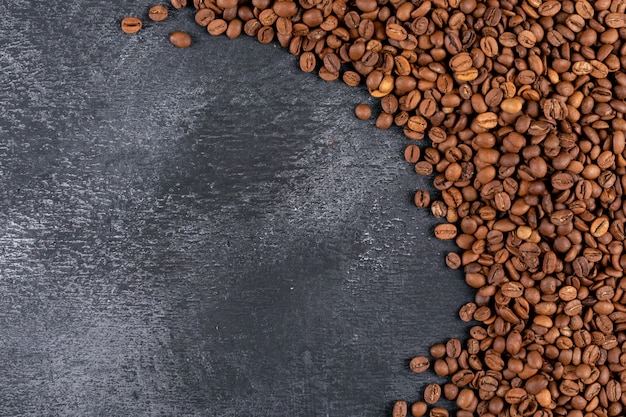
[0,1,473,416]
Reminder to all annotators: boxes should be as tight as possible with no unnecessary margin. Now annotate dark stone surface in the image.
[0,2,474,416]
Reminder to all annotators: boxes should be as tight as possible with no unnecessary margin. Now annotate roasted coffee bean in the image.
[445,252,461,270]
[410,356,430,374]
[208,19,228,35]
[424,383,442,405]
[169,31,192,47]
[299,51,316,73]
[149,5,169,22]
[354,103,371,120]
[392,400,407,417]
[414,190,430,208]
[411,402,428,417]
[195,9,216,26]
[434,223,457,240]
[171,0,187,8]
[121,17,143,34]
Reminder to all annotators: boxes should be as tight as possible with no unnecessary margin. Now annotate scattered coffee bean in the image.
[354,103,371,120]
[170,0,187,9]
[409,356,430,375]
[169,31,192,48]
[121,17,143,34]
[149,5,169,22]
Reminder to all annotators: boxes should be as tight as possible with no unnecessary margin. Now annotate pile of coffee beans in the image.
[123,0,626,416]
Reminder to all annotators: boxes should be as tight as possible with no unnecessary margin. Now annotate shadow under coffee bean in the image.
[119,0,626,416]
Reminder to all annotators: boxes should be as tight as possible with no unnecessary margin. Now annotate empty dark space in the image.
[0,2,473,416]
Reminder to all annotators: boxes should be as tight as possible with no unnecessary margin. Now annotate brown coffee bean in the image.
[424,383,441,405]
[299,52,316,73]
[195,8,216,26]
[449,53,473,73]
[591,216,610,237]
[504,387,528,404]
[411,402,428,417]
[434,223,457,240]
[414,190,430,208]
[121,17,143,34]
[410,356,430,374]
[171,0,187,9]
[474,112,498,129]
[207,19,228,35]
[392,400,407,417]
[429,408,449,417]
[169,31,192,47]
[354,103,371,120]
[605,12,626,28]
[445,252,461,270]
[148,5,169,22]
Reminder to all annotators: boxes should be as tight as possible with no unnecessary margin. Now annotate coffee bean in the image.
[207,19,228,36]
[424,383,441,405]
[590,216,609,237]
[413,190,430,208]
[121,17,143,34]
[392,400,407,417]
[411,402,428,417]
[171,0,187,9]
[169,31,192,47]
[429,408,449,417]
[354,103,371,120]
[299,51,316,73]
[148,5,169,22]
[409,356,430,374]
[445,252,461,270]
[434,223,457,240]
[195,9,216,26]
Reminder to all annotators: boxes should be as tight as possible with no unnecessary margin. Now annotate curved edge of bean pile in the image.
[123,0,626,416]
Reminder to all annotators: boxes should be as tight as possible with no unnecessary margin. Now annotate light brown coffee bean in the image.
[392,400,407,417]
[207,19,228,35]
[169,31,192,47]
[121,17,143,34]
[424,383,442,405]
[409,356,430,375]
[354,103,371,120]
[299,52,316,73]
[148,5,169,22]
[591,216,609,237]
[434,223,457,240]
[171,0,187,9]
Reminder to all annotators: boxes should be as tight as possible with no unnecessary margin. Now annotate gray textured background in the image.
[0,1,473,416]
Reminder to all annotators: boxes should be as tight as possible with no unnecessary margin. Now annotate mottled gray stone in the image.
[0,1,473,416]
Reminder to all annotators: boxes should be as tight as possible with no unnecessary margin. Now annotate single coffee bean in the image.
[429,408,449,417]
[434,223,457,240]
[121,17,143,34]
[169,31,192,47]
[299,51,316,73]
[171,0,187,9]
[445,252,461,269]
[409,356,430,374]
[424,383,442,405]
[411,402,428,417]
[207,19,228,35]
[590,216,609,237]
[414,190,430,208]
[354,103,371,120]
[404,145,420,163]
[195,8,216,26]
[605,13,626,28]
[392,400,407,417]
[148,5,169,22]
